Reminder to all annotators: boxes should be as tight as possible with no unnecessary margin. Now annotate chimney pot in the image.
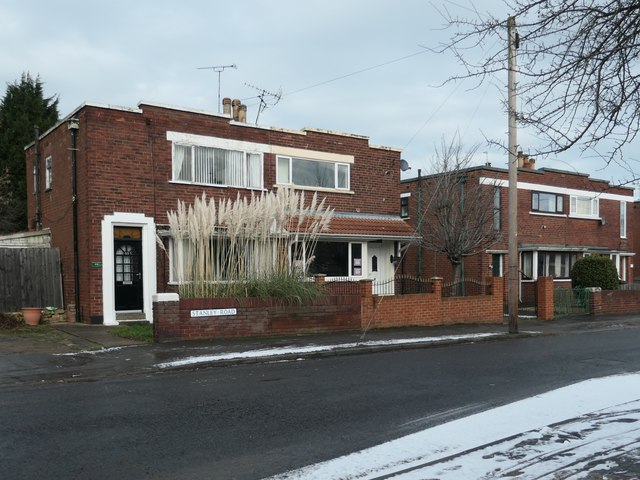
[222,97,232,116]
[238,104,247,123]
[231,99,241,121]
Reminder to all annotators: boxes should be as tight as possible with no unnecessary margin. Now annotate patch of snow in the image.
[263,372,640,480]
[154,332,506,369]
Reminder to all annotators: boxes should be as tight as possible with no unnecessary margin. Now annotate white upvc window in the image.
[620,201,627,238]
[570,195,599,218]
[276,155,350,191]
[172,143,263,189]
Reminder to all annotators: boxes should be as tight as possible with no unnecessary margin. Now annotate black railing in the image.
[441,279,489,297]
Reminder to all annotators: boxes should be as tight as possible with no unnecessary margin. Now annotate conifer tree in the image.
[0,73,59,233]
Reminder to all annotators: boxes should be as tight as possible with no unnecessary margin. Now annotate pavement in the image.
[0,313,639,386]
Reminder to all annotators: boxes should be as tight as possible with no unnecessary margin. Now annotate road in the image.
[1,326,639,480]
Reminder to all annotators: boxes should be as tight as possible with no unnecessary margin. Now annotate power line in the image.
[282,50,429,97]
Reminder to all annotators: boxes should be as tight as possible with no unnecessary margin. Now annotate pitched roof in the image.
[319,213,419,241]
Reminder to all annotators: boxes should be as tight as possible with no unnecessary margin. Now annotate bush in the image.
[0,312,22,329]
[571,255,620,290]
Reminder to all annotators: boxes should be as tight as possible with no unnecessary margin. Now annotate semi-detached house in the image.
[400,159,635,305]
[25,100,417,325]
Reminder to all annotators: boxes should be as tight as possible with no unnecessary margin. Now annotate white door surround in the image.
[101,212,157,325]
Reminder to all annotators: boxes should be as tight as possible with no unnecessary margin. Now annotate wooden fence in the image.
[0,248,63,312]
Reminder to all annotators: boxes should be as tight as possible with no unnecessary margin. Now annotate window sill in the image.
[273,184,354,195]
[169,180,266,192]
[529,211,566,218]
[568,214,601,220]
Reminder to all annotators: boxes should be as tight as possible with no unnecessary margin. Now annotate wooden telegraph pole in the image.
[507,16,519,334]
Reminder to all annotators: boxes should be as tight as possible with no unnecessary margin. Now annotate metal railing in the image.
[554,287,590,316]
[441,279,490,297]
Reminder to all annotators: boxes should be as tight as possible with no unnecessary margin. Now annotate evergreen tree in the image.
[0,72,59,233]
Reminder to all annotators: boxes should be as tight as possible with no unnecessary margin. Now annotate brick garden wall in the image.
[362,277,504,329]
[589,289,640,316]
[154,294,361,342]
[153,277,506,342]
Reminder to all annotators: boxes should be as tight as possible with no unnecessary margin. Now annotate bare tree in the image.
[436,1,640,178]
[421,136,501,285]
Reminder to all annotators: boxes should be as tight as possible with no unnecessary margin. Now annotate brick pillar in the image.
[430,277,442,296]
[430,277,443,321]
[487,276,504,320]
[589,289,602,316]
[152,293,180,343]
[359,279,373,329]
[536,276,554,321]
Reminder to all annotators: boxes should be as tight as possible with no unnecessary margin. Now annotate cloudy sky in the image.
[2,0,638,188]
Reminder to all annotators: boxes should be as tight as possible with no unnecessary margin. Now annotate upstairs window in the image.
[532,191,563,214]
[621,201,627,238]
[570,195,599,218]
[400,194,410,218]
[45,156,52,191]
[493,187,501,230]
[172,143,262,189]
[277,155,350,190]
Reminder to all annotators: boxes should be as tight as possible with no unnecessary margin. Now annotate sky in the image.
[2,0,638,190]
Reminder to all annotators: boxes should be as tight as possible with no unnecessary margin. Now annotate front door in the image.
[369,242,392,295]
[114,227,143,311]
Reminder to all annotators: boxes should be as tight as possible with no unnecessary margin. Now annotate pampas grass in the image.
[165,189,333,301]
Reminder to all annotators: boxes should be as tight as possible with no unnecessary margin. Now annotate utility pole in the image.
[507,16,519,334]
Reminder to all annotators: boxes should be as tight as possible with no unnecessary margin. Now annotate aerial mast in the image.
[198,64,237,112]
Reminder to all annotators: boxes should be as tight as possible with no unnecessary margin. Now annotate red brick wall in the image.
[590,289,640,316]
[154,295,361,342]
[363,277,504,330]
[153,277,505,342]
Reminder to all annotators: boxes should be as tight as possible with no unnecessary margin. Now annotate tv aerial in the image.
[244,83,282,123]
[198,64,237,113]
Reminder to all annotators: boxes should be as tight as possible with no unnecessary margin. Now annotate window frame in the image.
[400,194,410,219]
[620,201,627,238]
[171,142,264,190]
[570,195,599,218]
[531,191,563,214]
[276,155,351,191]
[45,156,52,191]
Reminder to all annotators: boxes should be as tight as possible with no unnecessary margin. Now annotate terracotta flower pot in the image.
[22,308,42,326]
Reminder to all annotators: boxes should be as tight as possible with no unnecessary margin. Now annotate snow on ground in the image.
[154,333,505,369]
[263,372,640,480]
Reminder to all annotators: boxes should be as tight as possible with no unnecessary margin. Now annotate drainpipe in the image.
[33,126,41,230]
[68,118,80,322]
[417,169,423,277]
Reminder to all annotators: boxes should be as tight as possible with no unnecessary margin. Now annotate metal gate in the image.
[554,287,590,316]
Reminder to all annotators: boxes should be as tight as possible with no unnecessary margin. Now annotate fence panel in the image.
[554,287,590,316]
[0,248,63,311]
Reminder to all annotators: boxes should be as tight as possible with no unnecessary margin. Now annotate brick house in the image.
[25,100,417,325]
[400,158,635,303]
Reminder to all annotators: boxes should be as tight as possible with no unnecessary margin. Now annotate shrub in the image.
[571,255,620,290]
[0,312,21,329]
